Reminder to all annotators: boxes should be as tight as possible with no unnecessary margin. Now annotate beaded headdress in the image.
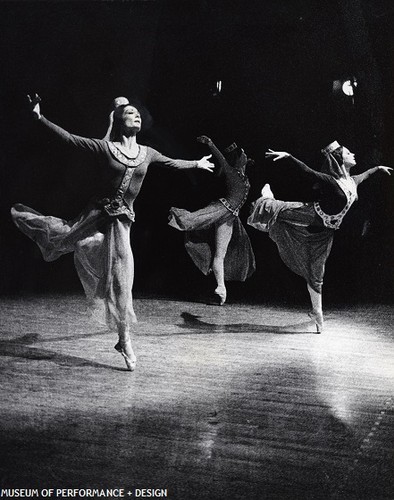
[103,97,130,141]
[224,142,238,154]
[320,140,348,179]
[321,140,340,156]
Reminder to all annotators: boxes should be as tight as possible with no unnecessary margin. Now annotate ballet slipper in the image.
[308,311,324,333]
[114,341,137,371]
[261,183,274,199]
[213,285,227,306]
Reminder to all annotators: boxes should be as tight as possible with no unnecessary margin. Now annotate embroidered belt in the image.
[313,177,358,230]
[98,197,135,221]
[313,202,342,230]
[219,188,249,217]
[219,198,239,216]
[98,164,136,221]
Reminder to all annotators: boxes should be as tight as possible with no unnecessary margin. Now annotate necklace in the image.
[114,143,140,159]
[108,143,147,167]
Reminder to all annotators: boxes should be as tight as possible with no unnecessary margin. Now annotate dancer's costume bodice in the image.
[207,142,250,216]
[289,155,361,229]
[313,177,358,230]
[39,116,200,219]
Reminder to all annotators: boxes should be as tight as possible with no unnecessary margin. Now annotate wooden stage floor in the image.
[0,294,393,499]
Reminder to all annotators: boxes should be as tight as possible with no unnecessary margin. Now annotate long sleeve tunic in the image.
[39,116,198,213]
[168,140,256,281]
[206,143,250,216]
[247,154,381,291]
[12,117,202,333]
[289,155,379,215]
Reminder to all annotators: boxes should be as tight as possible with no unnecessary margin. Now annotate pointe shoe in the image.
[261,183,274,199]
[114,341,137,371]
[308,311,324,333]
[213,286,227,306]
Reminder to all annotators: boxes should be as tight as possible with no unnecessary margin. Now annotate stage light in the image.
[332,77,357,97]
[342,79,357,96]
[211,80,223,97]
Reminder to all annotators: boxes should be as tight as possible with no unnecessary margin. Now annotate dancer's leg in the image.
[114,244,136,368]
[115,325,136,371]
[307,283,324,333]
[211,219,234,304]
[106,219,137,370]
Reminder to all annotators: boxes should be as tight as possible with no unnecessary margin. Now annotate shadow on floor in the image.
[178,312,320,334]
[0,341,126,372]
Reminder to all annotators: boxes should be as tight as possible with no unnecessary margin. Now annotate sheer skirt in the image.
[169,201,255,281]
[248,197,334,293]
[11,203,136,333]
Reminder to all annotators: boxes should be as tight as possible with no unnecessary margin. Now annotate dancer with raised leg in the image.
[11,94,214,371]
[248,141,392,332]
[169,135,255,305]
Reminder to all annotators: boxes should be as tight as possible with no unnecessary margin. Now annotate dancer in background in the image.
[11,94,214,371]
[169,135,256,305]
[248,141,392,332]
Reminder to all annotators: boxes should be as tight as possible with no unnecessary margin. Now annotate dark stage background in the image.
[1,0,393,305]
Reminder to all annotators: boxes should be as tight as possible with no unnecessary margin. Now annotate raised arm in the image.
[197,135,228,169]
[149,148,214,172]
[265,149,330,182]
[352,166,392,186]
[28,93,42,120]
[28,93,104,155]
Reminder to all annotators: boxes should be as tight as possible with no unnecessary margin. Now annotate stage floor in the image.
[0,294,393,499]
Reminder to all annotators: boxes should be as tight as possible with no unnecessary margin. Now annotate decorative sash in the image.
[314,177,358,230]
[101,167,135,221]
[99,145,148,221]
[219,171,250,216]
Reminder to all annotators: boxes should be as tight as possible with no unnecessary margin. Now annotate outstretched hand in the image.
[378,166,393,175]
[265,149,290,162]
[196,154,214,172]
[197,135,212,145]
[27,93,42,120]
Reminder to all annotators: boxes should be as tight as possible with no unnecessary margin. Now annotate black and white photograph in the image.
[0,1,393,499]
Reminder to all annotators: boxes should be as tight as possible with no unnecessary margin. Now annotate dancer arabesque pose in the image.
[11,94,214,371]
[168,135,256,305]
[248,141,392,332]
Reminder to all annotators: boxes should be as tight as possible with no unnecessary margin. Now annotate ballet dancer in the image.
[11,94,214,370]
[248,141,392,332]
[168,135,256,305]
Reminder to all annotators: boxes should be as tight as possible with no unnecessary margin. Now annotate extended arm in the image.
[28,93,103,154]
[197,135,227,171]
[149,149,214,172]
[265,149,330,182]
[39,117,104,153]
[352,166,392,186]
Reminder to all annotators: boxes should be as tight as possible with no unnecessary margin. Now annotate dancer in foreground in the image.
[11,95,214,371]
[248,141,391,332]
[169,135,256,305]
